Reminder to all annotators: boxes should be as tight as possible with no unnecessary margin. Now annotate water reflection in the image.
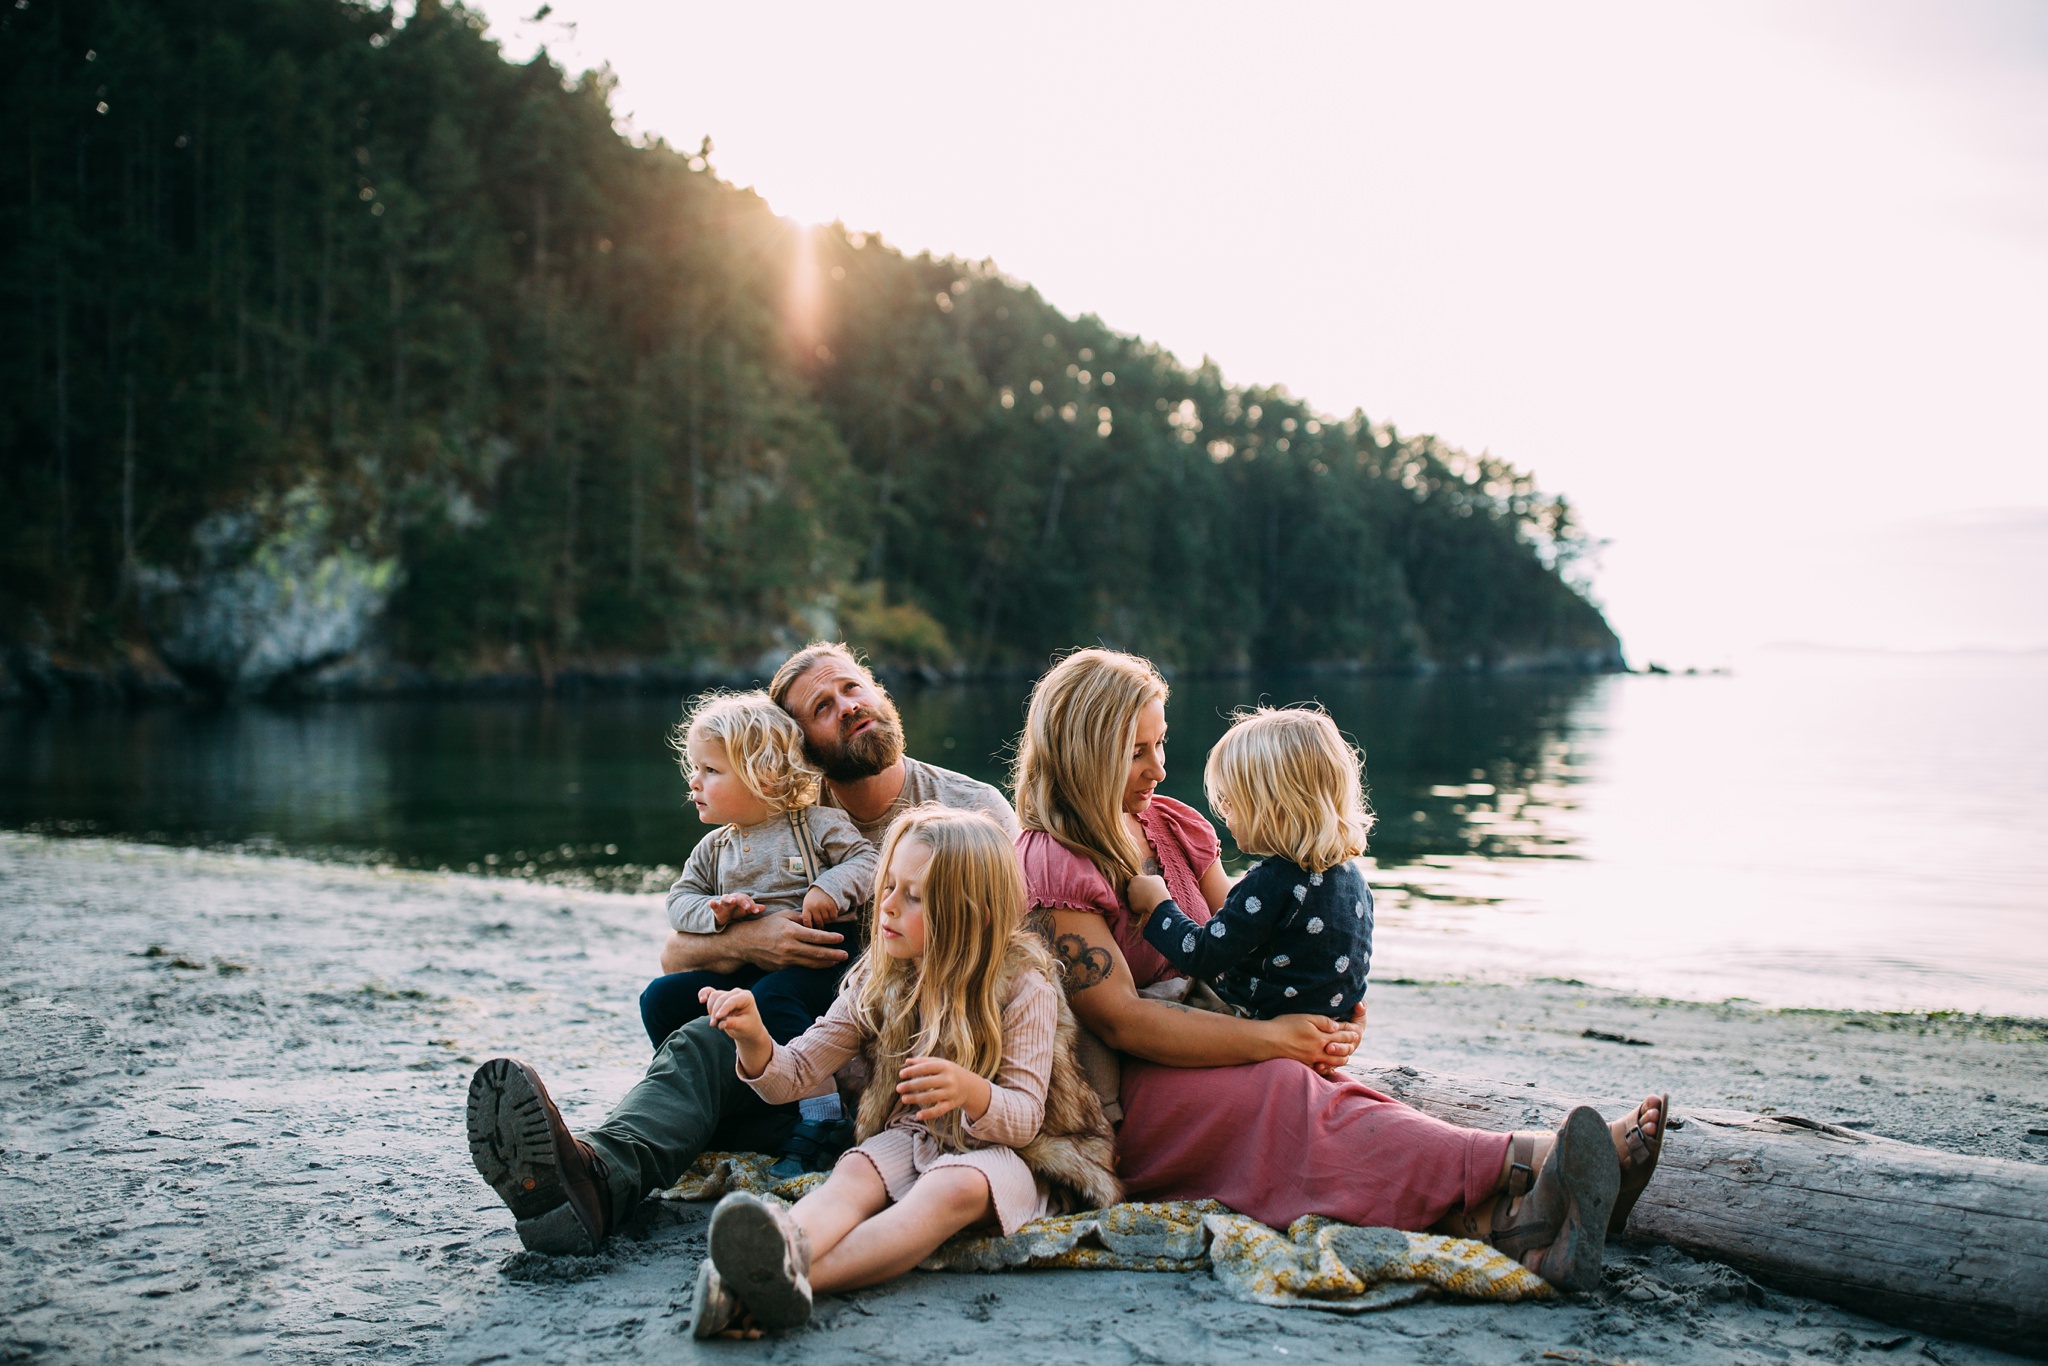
[0,700,690,882]
[7,653,2044,1015]
[1145,673,1600,868]
[0,673,1602,885]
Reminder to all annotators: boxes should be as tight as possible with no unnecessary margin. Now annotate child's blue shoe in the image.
[767,1117,854,1180]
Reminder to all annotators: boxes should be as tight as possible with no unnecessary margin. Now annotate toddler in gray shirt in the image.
[653,693,879,1063]
[665,690,878,937]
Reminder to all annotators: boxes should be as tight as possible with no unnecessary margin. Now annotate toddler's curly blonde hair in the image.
[1204,705,1374,874]
[670,690,822,813]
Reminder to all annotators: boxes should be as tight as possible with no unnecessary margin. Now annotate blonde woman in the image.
[1013,648,1669,1291]
[691,806,1117,1335]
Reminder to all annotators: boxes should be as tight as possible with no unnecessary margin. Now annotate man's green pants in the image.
[581,1017,799,1228]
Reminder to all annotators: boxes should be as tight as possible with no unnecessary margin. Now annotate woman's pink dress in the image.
[1017,796,1509,1231]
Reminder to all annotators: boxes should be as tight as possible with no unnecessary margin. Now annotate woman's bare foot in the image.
[1609,1093,1668,1237]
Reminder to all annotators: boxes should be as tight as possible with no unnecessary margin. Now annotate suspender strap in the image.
[787,808,822,886]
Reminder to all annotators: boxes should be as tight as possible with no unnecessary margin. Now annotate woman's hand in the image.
[1263,1012,1363,1073]
[1314,1006,1366,1077]
[896,1057,993,1123]
[699,985,773,1076]
[798,885,840,929]
[1126,873,1170,915]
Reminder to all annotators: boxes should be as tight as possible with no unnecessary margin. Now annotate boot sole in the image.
[466,1058,596,1255]
[709,1194,812,1331]
[1541,1105,1621,1293]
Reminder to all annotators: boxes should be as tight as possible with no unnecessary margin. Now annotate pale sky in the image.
[466,0,2048,666]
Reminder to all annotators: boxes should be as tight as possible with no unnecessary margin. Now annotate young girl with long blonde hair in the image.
[689,805,1118,1337]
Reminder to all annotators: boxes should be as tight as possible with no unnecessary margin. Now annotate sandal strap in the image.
[1620,1097,1664,1169]
[1504,1133,1538,1200]
[1491,1130,1567,1259]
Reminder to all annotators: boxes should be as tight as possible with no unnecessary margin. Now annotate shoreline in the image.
[6,826,2040,1022]
[1,833,2041,1363]
[0,647,1631,709]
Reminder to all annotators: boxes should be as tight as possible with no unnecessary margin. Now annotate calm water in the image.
[5,649,2045,1016]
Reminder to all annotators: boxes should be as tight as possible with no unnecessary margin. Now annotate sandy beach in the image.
[1,832,2041,1364]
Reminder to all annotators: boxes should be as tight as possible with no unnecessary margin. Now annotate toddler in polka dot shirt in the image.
[1128,705,1374,1021]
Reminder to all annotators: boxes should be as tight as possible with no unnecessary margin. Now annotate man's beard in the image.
[811,699,906,782]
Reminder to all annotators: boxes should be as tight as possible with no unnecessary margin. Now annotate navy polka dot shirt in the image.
[1140,856,1372,1021]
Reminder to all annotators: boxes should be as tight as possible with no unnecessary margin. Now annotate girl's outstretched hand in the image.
[897,1057,992,1123]
[700,985,774,1077]
[699,985,765,1041]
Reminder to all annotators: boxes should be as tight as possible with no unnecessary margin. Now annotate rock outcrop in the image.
[137,487,398,696]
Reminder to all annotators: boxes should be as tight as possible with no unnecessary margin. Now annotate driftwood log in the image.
[1354,1061,2048,1358]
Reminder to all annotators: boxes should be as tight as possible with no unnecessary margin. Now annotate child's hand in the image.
[708,892,765,928]
[897,1057,992,1123]
[799,885,840,929]
[698,985,766,1042]
[1126,873,1170,914]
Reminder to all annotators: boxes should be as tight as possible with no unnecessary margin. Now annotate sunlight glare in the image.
[784,220,825,358]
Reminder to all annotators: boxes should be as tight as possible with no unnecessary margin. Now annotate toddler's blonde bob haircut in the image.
[670,689,822,813]
[1203,705,1374,874]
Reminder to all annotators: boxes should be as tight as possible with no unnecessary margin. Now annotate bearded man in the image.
[464,643,1015,1256]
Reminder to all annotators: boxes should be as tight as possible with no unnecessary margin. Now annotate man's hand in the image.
[719,912,848,970]
[799,885,841,929]
[708,891,765,928]
[1126,873,1170,915]
[896,1057,992,1123]
[1262,1012,1363,1073]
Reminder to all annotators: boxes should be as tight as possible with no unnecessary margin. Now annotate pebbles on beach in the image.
[0,833,2039,1363]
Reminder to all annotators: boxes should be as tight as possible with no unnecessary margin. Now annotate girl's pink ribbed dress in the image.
[1017,796,1509,1232]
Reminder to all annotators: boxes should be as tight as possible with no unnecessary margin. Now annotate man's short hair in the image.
[768,641,874,712]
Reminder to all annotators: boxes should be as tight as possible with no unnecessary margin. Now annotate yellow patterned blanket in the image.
[657,1152,1552,1312]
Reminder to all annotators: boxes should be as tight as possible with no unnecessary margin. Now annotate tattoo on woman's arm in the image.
[1023,907,1056,951]
[1054,932,1113,991]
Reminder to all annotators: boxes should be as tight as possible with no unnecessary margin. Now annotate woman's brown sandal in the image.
[1490,1105,1620,1293]
[1609,1093,1669,1238]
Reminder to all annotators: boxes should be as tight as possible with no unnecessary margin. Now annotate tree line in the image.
[0,0,1621,689]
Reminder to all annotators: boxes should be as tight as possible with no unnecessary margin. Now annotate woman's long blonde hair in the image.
[849,805,1051,1150]
[1011,649,1168,887]
[1205,705,1374,874]
[670,690,821,812]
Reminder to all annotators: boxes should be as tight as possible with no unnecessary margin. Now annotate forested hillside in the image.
[0,0,1623,696]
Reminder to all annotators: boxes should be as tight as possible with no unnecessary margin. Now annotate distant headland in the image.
[0,0,1621,705]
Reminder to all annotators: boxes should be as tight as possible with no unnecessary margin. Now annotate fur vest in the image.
[848,963,1124,1214]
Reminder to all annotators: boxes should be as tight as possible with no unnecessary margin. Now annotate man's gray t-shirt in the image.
[823,755,1018,846]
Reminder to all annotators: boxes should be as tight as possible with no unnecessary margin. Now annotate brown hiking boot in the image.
[467,1057,613,1254]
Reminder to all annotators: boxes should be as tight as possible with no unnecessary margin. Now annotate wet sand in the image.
[1,833,2041,1364]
